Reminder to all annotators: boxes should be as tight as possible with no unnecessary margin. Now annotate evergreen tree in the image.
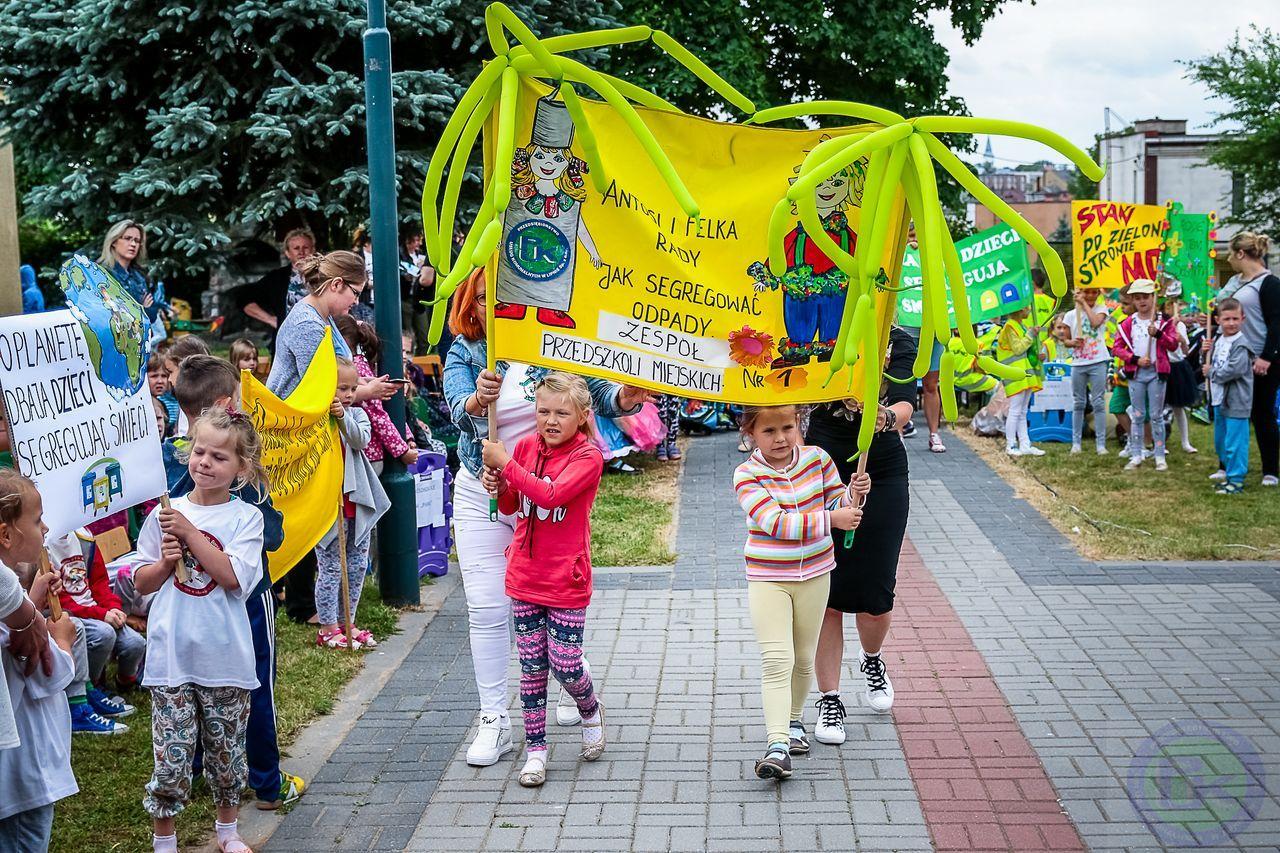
[0,0,617,279]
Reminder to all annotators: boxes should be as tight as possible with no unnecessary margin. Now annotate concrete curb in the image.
[190,570,460,853]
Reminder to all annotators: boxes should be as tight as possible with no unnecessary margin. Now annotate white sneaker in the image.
[1021,446,1046,457]
[1182,444,1198,454]
[1070,444,1082,454]
[1209,469,1227,482]
[465,713,513,766]
[1263,475,1279,487]
[1006,447,1022,457]
[1118,445,1132,458]
[1155,458,1168,472]
[556,658,591,726]
[1096,445,1110,456]
[813,693,847,745]
[1124,456,1143,470]
[860,651,894,713]
[1143,448,1155,460]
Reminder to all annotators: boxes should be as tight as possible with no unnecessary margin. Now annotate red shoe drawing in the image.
[536,308,576,329]
[493,302,527,320]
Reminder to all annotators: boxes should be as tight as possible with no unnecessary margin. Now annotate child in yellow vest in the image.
[997,306,1045,456]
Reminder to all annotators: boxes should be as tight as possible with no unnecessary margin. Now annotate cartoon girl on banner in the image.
[748,141,867,368]
[494,96,603,330]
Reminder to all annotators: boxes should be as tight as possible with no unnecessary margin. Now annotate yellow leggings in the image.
[747,573,832,746]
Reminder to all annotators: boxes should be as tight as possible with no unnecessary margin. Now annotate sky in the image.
[929,0,1268,168]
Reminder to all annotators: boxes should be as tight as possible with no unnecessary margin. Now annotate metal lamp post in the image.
[364,0,420,606]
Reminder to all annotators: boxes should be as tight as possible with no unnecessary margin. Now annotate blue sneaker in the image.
[71,702,129,736]
[87,687,136,718]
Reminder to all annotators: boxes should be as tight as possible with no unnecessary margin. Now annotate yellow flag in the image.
[486,78,907,405]
[241,330,343,581]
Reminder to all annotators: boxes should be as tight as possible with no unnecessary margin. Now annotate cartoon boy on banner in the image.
[494,95,603,330]
[748,140,867,368]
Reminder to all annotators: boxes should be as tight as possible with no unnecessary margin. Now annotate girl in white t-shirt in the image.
[134,408,268,853]
[0,469,79,851]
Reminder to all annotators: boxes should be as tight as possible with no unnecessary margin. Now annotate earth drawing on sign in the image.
[57,254,151,402]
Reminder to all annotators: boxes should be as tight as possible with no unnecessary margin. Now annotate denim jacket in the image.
[444,335,636,477]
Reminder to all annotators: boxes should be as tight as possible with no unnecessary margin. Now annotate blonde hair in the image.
[738,404,799,436]
[511,145,588,203]
[282,227,315,248]
[184,407,270,500]
[298,251,366,296]
[228,338,260,371]
[1230,231,1272,261]
[0,468,37,529]
[99,219,147,268]
[536,372,594,439]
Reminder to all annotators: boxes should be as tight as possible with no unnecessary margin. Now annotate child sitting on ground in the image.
[1205,298,1255,494]
[134,407,268,853]
[314,357,389,650]
[0,470,80,850]
[481,373,608,788]
[733,405,865,780]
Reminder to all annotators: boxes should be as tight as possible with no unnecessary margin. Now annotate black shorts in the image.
[827,473,909,614]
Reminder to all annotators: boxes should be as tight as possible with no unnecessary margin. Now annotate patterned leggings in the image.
[657,395,681,454]
[513,599,597,752]
[314,526,372,626]
[144,684,251,818]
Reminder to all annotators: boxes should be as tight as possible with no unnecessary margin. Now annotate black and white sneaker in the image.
[860,651,894,713]
[901,419,917,438]
[813,693,847,745]
[788,721,810,755]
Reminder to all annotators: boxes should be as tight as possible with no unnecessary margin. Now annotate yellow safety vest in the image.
[946,337,998,394]
[995,318,1044,397]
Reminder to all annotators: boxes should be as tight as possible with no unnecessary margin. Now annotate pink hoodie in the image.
[1113,314,1180,377]
[498,430,604,610]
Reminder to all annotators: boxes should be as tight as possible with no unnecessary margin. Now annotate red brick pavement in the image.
[889,539,1086,851]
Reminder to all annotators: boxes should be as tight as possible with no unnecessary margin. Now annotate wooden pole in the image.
[159,493,190,584]
[338,506,355,650]
[37,549,62,620]
[485,268,500,523]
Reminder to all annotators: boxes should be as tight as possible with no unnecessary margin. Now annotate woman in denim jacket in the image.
[443,269,649,767]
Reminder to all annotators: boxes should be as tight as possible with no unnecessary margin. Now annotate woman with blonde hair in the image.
[1212,231,1280,486]
[99,219,159,322]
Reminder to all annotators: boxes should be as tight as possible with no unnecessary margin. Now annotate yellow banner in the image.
[485,78,907,404]
[241,331,343,582]
[1071,201,1167,289]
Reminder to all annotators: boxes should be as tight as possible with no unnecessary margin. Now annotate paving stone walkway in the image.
[262,425,1280,852]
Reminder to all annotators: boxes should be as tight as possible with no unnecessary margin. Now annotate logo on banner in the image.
[80,457,124,513]
[506,219,571,282]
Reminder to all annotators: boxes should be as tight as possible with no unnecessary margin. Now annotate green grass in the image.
[957,419,1280,561]
[52,587,399,853]
[590,447,682,566]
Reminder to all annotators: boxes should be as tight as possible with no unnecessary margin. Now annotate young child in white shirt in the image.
[0,469,79,851]
[133,407,268,853]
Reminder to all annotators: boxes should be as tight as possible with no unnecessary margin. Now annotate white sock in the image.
[581,708,604,746]
[153,834,178,853]
[523,749,546,769]
[215,820,240,847]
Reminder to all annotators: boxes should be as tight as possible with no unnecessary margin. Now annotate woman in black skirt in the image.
[1163,294,1200,453]
[805,325,917,745]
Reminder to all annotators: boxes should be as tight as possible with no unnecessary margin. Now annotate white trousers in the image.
[1005,390,1033,450]
[453,468,517,715]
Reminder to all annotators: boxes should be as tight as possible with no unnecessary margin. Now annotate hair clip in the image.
[224,406,250,424]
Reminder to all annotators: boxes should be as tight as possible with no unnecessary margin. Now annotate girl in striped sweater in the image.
[733,405,866,780]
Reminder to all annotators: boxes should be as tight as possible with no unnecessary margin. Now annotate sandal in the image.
[656,448,668,462]
[580,703,606,761]
[316,628,358,650]
[352,628,377,649]
[668,447,681,461]
[217,833,254,853]
[518,753,547,787]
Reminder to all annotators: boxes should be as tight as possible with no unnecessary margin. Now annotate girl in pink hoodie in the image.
[481,372,605,789]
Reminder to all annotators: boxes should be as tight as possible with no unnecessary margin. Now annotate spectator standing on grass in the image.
[100,219,160,323]
[236,228,318,353]
[1113,279,1179,472]
[1063,286,1110,455]
[1161,291,1199,454]
[1213,232,1280,487]
[997,304,1045,457]
[1205,298,1254,495]
[443,269,649,768]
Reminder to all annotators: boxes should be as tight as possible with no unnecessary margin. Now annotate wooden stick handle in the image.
[159,493,191,584]
[487,408,500,522]
[842,452,870,549]
[337,506,355,651]
[38,550,62,621]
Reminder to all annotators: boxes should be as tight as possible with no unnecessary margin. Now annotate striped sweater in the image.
[733,445,846,582]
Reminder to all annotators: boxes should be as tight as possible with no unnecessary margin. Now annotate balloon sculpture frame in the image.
[422,2,1106,456]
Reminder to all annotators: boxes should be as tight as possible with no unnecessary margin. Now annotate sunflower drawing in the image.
[727,326,774,368]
